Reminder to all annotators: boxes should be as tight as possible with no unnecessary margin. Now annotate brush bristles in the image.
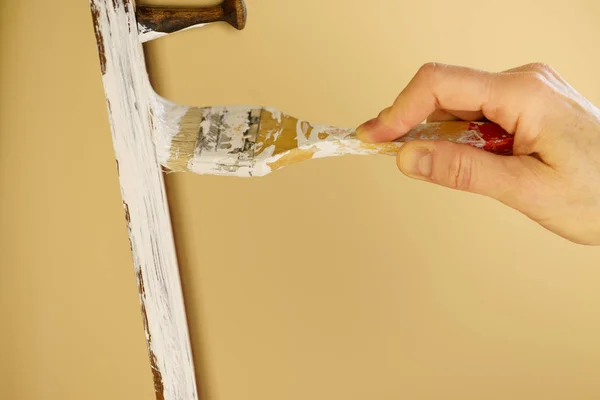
[166,108,203,172]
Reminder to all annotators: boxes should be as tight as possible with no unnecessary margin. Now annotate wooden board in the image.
[89,1,198,399]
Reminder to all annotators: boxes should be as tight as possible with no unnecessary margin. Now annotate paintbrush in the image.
[95,0,514,179]
[153,99,514,177]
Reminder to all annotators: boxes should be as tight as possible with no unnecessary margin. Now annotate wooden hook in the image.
[136,0,247,41]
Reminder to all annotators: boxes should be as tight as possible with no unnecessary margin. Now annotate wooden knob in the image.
[136,0,247,37]
[223,0,247,30]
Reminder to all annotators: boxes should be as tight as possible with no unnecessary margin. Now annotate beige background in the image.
[2,0,600,399]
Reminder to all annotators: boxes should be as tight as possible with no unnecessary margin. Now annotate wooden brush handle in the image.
[255,116,514,176]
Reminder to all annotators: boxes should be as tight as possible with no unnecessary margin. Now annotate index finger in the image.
[356,63,524,143]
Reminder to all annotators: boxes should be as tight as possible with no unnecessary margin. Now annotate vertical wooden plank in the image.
[89,1,198,399]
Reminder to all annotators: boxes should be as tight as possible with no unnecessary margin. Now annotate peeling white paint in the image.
[90,1,198,399]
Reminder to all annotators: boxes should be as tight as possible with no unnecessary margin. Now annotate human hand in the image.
[356,63,600,245]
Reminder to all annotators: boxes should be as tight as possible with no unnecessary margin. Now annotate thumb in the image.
[397,140,528,206]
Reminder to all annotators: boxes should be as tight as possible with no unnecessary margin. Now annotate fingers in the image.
[353,61,600,246]
[427,109,456,122]
[357,63,496,142]
[504,62,569,88]
[427,109,484,123]
[356,62,553,145]
[395,140,548,210]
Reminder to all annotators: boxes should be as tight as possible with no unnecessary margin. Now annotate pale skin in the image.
[356,63,600,246]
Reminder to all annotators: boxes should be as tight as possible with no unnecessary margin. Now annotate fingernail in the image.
[399,148,433,178]
[355,118,379,143]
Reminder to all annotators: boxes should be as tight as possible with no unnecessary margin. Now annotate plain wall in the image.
[2,0,600,399]
[0,1,154,399]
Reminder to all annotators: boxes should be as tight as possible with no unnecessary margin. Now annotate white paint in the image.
[193,106,254,167]
[138,22,207,43]
[252,126,400,177]
[90,1,198,399]
[189,106,258,177]
[150,102,404,177]
[151,95,191,167]
[151,100,494,178]
[402,122,486,148]
[456,131,486,148]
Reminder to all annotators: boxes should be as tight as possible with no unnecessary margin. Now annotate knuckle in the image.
[528,62,553,74]
[417,62,439,79]
[482,104,502,122]
[520,71,548,88]
[537,62,553,72]
[446,151,473,191]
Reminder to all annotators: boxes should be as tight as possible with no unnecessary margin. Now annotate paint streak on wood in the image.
[90,4,107,74]
[255,108,299,157]
[300,121,313,140]
[166,107,203,172]
[267,146,319,173]
[89,1,199,399]
[137,269,165,400]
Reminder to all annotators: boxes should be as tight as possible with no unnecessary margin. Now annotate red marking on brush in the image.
[469,122,514,155]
